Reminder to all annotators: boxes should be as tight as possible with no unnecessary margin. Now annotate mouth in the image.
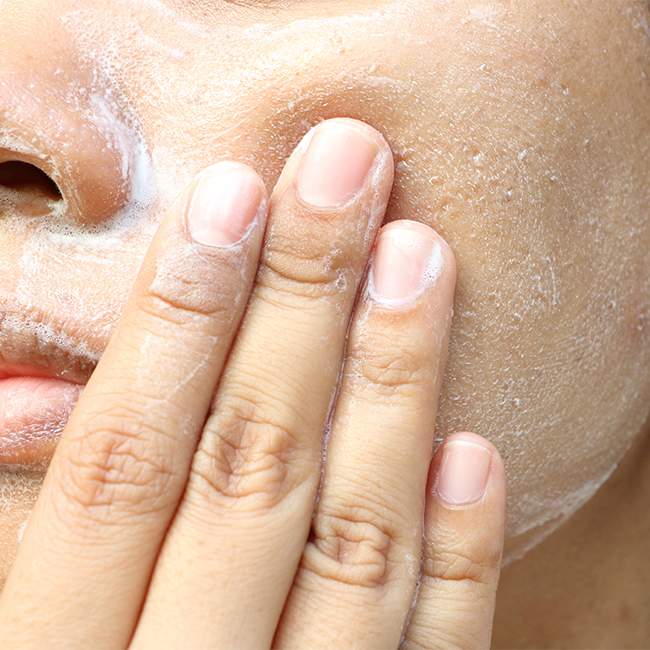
[0,308,99,467]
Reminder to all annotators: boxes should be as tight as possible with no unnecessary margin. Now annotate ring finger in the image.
[275,221,457,648]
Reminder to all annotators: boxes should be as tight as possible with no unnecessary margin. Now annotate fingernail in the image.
[187,162,265,247]
[436,441,491,505]
[297,123,378,207]
[370,224,443,306]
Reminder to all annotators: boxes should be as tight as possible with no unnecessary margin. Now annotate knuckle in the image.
[191,410,312,511]
[348,343,425,396]
[143,246,245,327]
[144,282,231,326]
[303,509,399,588]
[59,423,176,520]
[422,541,498,589]
[259,245,352,301]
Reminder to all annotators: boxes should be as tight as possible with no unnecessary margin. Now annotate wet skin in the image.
[1,0,650,645]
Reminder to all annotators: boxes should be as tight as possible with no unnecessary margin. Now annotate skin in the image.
[0,0,649,646]
[0,124,508,648]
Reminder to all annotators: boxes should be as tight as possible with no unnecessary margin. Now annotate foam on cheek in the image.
[2,0,647,571]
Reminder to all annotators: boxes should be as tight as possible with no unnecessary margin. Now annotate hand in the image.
[0,118,506,649]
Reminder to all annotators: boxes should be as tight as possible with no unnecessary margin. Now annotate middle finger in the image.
[133,119,394,649]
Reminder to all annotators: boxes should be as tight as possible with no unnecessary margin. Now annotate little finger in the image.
[400,432,506,650]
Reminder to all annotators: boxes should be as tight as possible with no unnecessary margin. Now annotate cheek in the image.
[438,250,650,563]
[432,126,650,561]
[360,2,650,560]
[3,0,649,567]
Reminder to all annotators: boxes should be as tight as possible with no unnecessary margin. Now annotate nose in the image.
[0,14,143,227]
[0,72,139,227]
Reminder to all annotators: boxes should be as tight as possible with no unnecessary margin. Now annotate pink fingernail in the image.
[186,162,265,247]
[297,123,378,207]
[436,441,491,505]
[370,224,443,306]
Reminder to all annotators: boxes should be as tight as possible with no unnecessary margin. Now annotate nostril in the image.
[0,160,63,208]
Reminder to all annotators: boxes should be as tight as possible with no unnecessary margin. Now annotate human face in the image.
[1,0,649,577]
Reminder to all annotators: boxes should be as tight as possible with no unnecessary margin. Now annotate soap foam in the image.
[1,0,648,571]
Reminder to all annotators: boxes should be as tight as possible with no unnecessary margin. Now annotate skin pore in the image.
[1,0,649,646]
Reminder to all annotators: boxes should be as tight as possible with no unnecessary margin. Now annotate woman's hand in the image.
[0,118,506,649]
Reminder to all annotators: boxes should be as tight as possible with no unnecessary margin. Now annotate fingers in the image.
[0,163,269,649]
[274,222,457,649]
[131,119,394,649]
[400,432,506,650]
[0,115,506,650]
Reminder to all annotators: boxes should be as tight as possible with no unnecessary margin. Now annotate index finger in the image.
[0,162,268,649]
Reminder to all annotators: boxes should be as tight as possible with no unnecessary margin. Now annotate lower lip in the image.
[0,377,83,466]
